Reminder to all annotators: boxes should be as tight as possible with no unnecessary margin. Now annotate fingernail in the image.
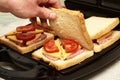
[49,12,56,20]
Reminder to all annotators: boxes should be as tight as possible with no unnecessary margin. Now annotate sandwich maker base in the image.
[0,0,120,80]
[0,37,120,80]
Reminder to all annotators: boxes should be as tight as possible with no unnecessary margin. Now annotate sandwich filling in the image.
[5,25,47,47]
[94,31,113,45]
[42,39,84,61]
[93,31,120,52]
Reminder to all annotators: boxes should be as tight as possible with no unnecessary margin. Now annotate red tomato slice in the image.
[16,33,35,41]
[16,25,35,32]
[62,39,79,53]
[43,39,59,53]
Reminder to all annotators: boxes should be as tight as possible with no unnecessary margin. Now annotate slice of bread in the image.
[94,31,120,52]
[0,32,54,54]
[49,8,93,50]
[85,16,119,40]
[32,47,93,70]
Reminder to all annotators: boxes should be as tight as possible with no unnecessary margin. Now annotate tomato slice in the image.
[16,33,35,41]
[43,39,59,53]
[62,39,79,53]
[16,25,35,32]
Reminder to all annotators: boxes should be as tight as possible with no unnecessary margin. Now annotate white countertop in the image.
[0,12,120,80]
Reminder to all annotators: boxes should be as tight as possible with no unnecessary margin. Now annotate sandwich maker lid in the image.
[0,0,120,80]
[65,0,120,18]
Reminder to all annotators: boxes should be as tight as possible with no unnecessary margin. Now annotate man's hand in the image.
[0,0,62,19]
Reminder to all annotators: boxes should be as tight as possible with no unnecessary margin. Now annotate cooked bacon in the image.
[7,33,47,47]
[96,34,113,45]
[43,54,59,61]
[33,33,47,43]
[8,39,25,47]
[66,49,84,60]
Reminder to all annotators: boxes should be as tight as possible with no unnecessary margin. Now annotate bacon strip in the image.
[43,49,84,61]
[33,33,47,43]
[66,49,84,60]
[7,33,47,47]
[96,34,113,45]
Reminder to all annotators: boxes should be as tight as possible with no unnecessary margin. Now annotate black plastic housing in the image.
[65,0,120,18]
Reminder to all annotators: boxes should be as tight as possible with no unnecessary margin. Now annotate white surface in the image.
[0,1,120,79]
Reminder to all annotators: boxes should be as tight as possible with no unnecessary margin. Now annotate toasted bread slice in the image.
[32,47,93,70]
[49,8,93,50]
[85,16,119,40]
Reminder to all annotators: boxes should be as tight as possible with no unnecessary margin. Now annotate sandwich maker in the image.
[0,0,120,80]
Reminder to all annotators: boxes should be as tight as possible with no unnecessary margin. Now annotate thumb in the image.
[37,7,56,20]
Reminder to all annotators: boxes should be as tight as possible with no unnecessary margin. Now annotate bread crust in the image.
[32,48,93,70]
[0,32,54,54]
[94,31,120,52]
[49,8,93,50]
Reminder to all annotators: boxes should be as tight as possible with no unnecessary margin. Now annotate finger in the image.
[37,0,62,8]
[37,7,56,20]
[0,7,9,12]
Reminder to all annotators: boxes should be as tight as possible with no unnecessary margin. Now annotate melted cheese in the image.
[6,31,20,36]
[28,29,43,33]
[42,50,62,59]
[7,35,23,43]
[42,39,73,60]
[42,39,62,59]
[61,47,72,60]
[6,29,44,45]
